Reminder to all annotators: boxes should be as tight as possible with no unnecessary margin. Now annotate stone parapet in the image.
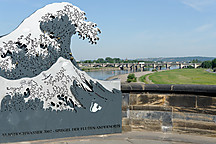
[121,83,216,95]
[121,83,216,136]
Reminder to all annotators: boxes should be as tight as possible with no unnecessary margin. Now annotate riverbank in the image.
[106,71,154,83]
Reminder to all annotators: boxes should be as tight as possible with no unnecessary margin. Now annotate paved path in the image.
[106,71,153,83]
[206,69,216,73]
[145,74,154,84]
[107,70,166,83]
[14,130,216,144]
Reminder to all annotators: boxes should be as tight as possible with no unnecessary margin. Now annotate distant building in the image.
[138,61,145,64]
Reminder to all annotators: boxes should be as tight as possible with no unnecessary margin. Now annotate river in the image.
[86,66,179,80]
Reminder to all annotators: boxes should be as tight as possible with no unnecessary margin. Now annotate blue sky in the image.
[0,0,216,60]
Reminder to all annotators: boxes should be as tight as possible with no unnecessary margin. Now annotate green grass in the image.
[139,74,151,84]
[147,69,216,85]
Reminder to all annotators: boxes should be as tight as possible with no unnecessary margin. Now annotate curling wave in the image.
[0,2,101,80]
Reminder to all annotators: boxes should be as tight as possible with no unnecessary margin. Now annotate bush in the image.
[127,73,137,83]
[212,58,216,69]
[187,65,194,69]
[201,61,212,68]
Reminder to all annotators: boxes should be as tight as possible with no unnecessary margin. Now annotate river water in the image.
[86,66,179,80]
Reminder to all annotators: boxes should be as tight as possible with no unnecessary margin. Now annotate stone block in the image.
[162,112,172,127]
[167,95,196,108]
[122,125,132,132]
[173,120,216,131]
[129,94,137,105]
[145,84,172,91]
[130,83,145,91]
[173,84,216,94]
[172,107,216,115]
[122,118,130,125]
[122,111,127,118]
[129,110,172,120]
[197,96,213,108]
[137,94,165,105]
[130,119,161,131]
[122,106,128,111]
[121,83,132,92]
[173,112,216,123]
[122,93,129,108]
[129,105,172,112]
[173,127,216,136]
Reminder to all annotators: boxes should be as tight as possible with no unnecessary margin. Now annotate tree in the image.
[127,73,137,83]
[105,57,113,63]
[113,58,121,63]
[83,60,92,63]
[191,59,200,63]
[96,58,106,63]
[201,61,212,68]
[212,58,216,69]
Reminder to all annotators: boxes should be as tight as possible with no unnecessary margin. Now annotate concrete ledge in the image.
[121,83,216,96]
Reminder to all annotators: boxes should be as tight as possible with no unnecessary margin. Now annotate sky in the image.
[0,0,216,60]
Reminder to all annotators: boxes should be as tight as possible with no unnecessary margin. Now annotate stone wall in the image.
[121,83,216,136]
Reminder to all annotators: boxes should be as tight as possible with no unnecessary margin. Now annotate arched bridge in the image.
[78,62,201,70]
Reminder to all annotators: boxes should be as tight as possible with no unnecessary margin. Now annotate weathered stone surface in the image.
[173,127,216,137]
[197,96,213,108]
[173,120,216,131]
[122,118,130,125]
[162,112,172,127]
[145,84,172,92]
[129,110,164,120]
[173,112,216,123]
[122,83,216,135]
[172,107,216,115]
[172,84,216,94]
[122,83,216,95]
[122,125,132,132]
[167,95,196,108]
[121,83,132,92]
[122,111,127,118]
[130,83,145,91]
[130,119,161,131]
[137,94,165,105]
[129,94,137,105]
[122,93,129,108]
[129,105,172,112]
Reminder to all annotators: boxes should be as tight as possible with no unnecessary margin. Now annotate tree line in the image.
[79,57,153,64]
[200,58,216,69]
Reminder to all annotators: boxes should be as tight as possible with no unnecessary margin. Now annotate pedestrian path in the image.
[14,130,216,144]
[106,71,153,83]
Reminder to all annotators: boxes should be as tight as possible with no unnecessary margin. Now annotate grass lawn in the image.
[147,69,216,85]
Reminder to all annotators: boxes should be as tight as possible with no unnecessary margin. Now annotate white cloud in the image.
[181,0,216,11]
[195,24,214,32]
